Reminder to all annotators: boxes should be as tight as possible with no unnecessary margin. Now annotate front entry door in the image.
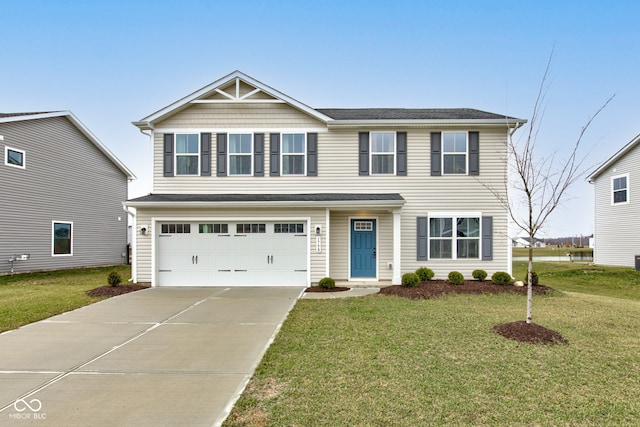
[350,219,376,278]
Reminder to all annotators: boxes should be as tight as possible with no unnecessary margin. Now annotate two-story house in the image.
[587,132,640,267]
[125,71,524,287]
[0,111,134,274]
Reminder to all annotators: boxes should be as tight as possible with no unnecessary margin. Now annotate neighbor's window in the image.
[52,221,73,256]
[175,134,199,175]
[370,132,395,174]
[612,174,629,204]
[281,133,305,175]
[429,215,480,259]
[228,134,252,175]
[5,146,25,169]
[442,132,467,174]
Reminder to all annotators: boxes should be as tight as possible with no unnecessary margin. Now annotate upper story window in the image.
[282,133,306,175]
[52,221,73,256]
[612,174,629,204]
[370,132,395,174]
[442,132,467,174]
[429,215,480,259]
[229,134,253,175]
[5,146,25,169]
[175,134,199,175]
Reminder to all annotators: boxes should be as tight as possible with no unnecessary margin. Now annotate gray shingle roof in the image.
[128,193,404,203]
[316,108,519,121]
[0,112,56,118]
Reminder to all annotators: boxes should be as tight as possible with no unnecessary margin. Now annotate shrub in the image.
[415,267,434,282]
[448,271,464,285]
[523,271,539,286]
[402,273,420,287]
[491,271,512,286]
[318,277,336,289]
[107,271,122,287]
[472,269,488,281]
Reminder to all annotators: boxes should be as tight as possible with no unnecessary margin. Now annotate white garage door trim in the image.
[151,216,311,287]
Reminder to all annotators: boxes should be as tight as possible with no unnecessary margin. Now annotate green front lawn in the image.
[0,265,131,333]
[225,263,640,426]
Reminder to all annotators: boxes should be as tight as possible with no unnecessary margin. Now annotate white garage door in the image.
[156,221,308,286]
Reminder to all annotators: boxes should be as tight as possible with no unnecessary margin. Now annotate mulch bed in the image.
[379,280,566,345]
[86,284,149,297]
[305,286,351,293]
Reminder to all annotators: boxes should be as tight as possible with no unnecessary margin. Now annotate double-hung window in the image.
[370,132,395,174]
[5,146,25,169]
[429,214,480,259]
[612,174,629,204]
[282,133,305,175]
[52,221,73,256]
[228,134,252,175]
[175,134,199,175]
[442,132,467,174]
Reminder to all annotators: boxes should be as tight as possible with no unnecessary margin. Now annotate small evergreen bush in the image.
[448,271,464,285]
[318,277,336,289]
[402,273,420,287]
[472,269,488,281]
[415,267,435,282]
[491,271,512,286]
[523,271,539,286]
[107,271,122,287]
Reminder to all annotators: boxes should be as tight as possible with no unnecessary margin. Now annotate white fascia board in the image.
[586,132,640,183]
[134,70,334,129]
[327,119,526,129]
[124,199,405,209]
[0,111,136,180]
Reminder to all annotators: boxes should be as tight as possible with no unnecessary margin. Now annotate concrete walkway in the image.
[0,287,303,426]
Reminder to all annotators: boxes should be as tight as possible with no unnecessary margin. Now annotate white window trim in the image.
[281,133,306,176]
[611,173,630,205]
[227,133,254,176]
[441,131,469,175]
[174,133,200,176]
[427,211,481,260]
[52,221,73,257]
[4,146,26,169]
[370,131,396,175]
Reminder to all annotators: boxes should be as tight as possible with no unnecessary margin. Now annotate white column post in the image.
[392,209,402,285]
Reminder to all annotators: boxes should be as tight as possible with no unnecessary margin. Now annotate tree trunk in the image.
[526,235,534,324]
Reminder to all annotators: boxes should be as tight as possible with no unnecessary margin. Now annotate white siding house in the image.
[587,133,640,267]
[126,71,525,287]
[0,111,135,274]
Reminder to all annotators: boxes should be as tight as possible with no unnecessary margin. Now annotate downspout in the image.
[507,121,523,276]
[123,204,137,283]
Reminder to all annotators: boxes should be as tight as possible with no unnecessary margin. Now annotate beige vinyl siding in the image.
[134,207,327,284]
[593,143,640,267]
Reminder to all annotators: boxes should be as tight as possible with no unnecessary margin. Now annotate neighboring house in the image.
[125,71,524,287]
[0,111,135,274]
[511,237,546,248]
[587,133,640,267]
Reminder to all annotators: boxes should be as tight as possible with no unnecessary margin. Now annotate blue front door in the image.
[350,219,376,278]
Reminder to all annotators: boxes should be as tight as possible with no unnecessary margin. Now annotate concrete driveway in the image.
[0,286,304,426]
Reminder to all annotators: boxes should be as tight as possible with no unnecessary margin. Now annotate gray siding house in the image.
[0,111,135,274]
[587,133,640,267]
[126,71,525,287]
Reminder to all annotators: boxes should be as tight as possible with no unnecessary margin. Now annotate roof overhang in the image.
[587,132,640,183]
[326,118,525,129]
[0,111,135,180]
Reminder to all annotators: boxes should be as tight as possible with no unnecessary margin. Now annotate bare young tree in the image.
[494,52,613,324]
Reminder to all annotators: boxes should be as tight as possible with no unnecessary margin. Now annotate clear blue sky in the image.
[2,0,639,238]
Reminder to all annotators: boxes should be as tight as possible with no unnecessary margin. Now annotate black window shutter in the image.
[482,216,493,261]
[307,133,318,176]
[270,133,280,176]
[254,133,264,176]
[469,131,480,176]
[417,216,428,261]
[200,133,211,176]
[431,132,441,176]
[359,132,369,176]
[397,132,407,176]
[163,134,174,177]
[216,133,227,176]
